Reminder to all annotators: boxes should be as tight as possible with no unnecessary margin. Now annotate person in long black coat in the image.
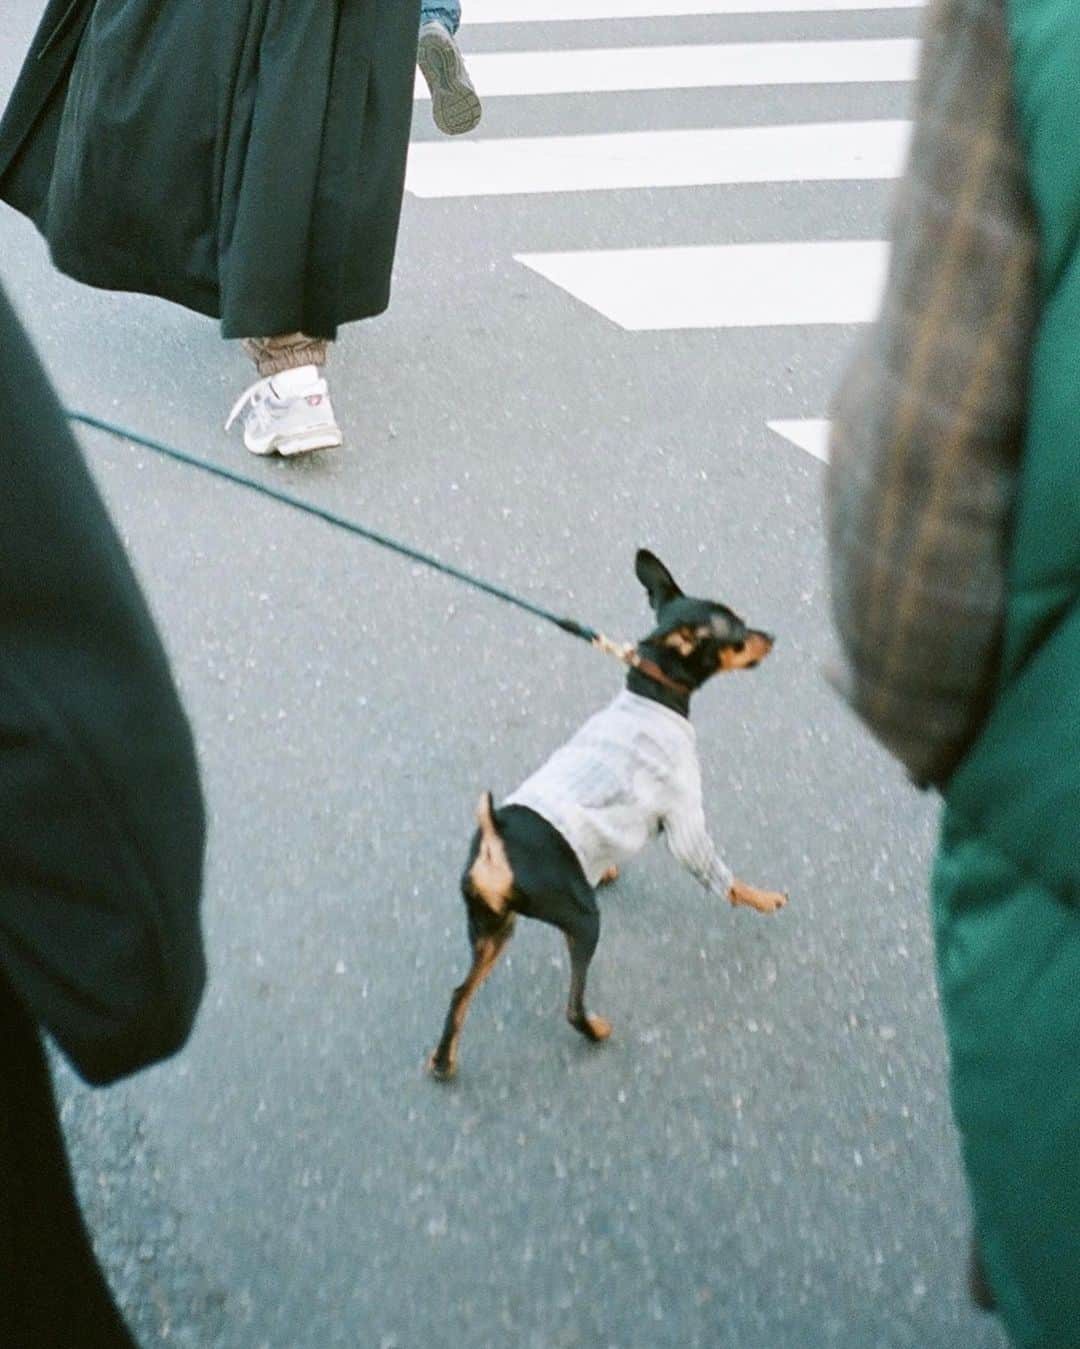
[0,0,420,457]
[0,279,206,1344]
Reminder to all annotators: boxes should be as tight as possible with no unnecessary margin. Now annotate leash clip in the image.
[591,632,639,668]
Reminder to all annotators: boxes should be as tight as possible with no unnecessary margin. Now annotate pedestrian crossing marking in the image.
[414,38,919,99]
[467,0,922,21]
[412,8,905,472]
[767,419,832,462]
[406,119,911,198]
[515,240,889,331]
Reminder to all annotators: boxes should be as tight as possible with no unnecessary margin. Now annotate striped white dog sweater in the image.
[505,689,734,895]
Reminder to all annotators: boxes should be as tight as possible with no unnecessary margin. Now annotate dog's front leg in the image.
[728,878,788,913]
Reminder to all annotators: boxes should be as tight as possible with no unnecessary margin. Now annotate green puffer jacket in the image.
[0,0,419,339]
[933,1,1080,1343]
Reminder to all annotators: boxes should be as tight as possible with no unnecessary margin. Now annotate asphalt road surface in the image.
[2,3,1010,1346]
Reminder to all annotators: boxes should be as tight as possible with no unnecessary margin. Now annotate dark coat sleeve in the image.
[0,282,206,1086]
[825,0,1037,789]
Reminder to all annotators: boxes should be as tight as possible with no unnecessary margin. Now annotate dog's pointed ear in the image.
[636,550,683,614]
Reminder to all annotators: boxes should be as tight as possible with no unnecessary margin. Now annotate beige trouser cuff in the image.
[241,332,330,378]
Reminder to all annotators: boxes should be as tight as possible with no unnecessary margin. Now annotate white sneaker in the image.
[225,364,343,457]
[417,22,482,136]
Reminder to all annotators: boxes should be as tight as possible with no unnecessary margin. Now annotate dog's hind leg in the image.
[429,792,519,1080]
[563,899,611,1043]
[428,912,515,1080]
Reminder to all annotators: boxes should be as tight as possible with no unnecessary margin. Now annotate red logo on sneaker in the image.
[306,394,323,407]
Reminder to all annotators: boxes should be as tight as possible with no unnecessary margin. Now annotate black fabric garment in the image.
[0,970,137,1349]
[0,281,205,1339]
[0,283,206,1087]
[0,0,419,339]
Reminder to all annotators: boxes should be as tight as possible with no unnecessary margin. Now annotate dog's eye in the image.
[730,641,745,654]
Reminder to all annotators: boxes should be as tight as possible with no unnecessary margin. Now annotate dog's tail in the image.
[468,791,512,916]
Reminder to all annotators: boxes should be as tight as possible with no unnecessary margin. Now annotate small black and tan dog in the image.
[428,550,787,1080]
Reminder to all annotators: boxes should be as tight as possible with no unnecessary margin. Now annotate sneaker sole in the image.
[418,29,482,136]
[246,427,344,457]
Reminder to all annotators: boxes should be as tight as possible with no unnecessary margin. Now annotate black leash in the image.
[68,410,613,650]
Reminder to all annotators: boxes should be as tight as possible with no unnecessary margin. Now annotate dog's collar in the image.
[630,652,692,698]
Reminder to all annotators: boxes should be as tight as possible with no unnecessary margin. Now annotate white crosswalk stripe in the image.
[466,0,921,22]
[414,38,918,99]
[410,3,919,462]
[515,241,890,330]
[767,419,833,462]
[406,119,911,198]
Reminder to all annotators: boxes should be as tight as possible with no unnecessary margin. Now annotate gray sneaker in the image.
[417,21,482,136]
[225,364,343,457]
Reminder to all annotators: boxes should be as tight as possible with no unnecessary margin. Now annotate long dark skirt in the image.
[0,0,419,338]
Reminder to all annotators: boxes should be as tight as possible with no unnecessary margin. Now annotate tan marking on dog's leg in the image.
[597,865,619,886]
[428,918,515,1080]
[564,931,611,1044]
[728,879,788,914]
[468,792,513,916]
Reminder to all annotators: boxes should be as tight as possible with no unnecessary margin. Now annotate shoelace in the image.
[224,375,274,432]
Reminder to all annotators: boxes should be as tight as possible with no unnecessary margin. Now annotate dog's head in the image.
[634,549,774,695]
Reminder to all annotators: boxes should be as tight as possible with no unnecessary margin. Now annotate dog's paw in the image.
[567,1010,613,1042]
[426,1051,458,1081]
[729,880,788,914]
